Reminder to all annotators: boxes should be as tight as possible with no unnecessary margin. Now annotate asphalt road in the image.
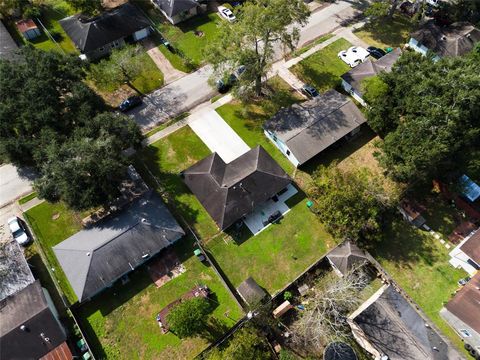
[0,164,35,209]
[130,1,366,131]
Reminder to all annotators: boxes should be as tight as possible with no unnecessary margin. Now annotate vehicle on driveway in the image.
[118,96,142,112]
[218,6,236,22]
[367,46,386,59]
[8,216,30,246]
[338,46,369,68]
[301,84,319,98]
[458,277,471,286]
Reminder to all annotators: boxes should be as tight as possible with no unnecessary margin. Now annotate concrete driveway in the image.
[0,164,35,208]
[189,110,250,164]
[129,65,216,130]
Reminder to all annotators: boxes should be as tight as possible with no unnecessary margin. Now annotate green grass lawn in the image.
[18,192,37,205]
[132,52,165,94]
[156,13,222,67]
[374,217,469,355]
[24,201,84,303]
[420,193,462,240]
[134,126,219,239]
[354,16,413,49]
[215,77,302,176]
[291,38,352,93]
[28,0,77,53]
[206,191,335,295]
[292,33,334,57]
[76,236,243,360]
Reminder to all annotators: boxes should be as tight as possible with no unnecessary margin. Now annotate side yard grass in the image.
[291,38,352,93]
[76,236,243,360]
[354,15,413,49]
[24,201,84,303]
[206,191,336,295]
[374,217,469,356]
[134,126,219,239]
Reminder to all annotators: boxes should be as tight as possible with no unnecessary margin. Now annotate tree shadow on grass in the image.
[373,215,440,268]
[354,16,414,48]
[177,13,218,35]
[294,64,343,93]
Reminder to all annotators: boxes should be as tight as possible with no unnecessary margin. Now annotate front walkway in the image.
[189,110,250,164]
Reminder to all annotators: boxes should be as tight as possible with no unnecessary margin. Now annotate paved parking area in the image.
[0,164,35,208]
[189,110,250,164]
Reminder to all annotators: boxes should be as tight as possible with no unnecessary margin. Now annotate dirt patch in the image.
[52,213,60,220]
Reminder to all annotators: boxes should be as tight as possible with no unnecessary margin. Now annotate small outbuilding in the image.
[16,19,41,40]
[459,174,480,203]
[326,241,368,276]
[236,277,268,306]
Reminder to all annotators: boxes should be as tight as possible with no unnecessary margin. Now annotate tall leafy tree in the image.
[166,297,211,339]
[366,51,480,184]
[205,0,309,98]
[65,0,102,16]
[89,45,144,94]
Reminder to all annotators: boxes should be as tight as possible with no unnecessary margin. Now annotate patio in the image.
[243,184,298,235]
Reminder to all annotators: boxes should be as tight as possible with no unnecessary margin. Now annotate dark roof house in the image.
[349,285,462,360]
[326,241,369,276]
[60,3,151,59]
[182,145,291,230]
[263,90,366,167]
[152,0,199,25]
[340,48,402,106]
[0,21,19,61]
[409,21,480,58]
[236,277,268,305]
[53,191,185,302]
[0,280,72,360]
[440,272,480,350]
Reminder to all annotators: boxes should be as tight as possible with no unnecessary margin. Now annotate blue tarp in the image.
[459,174,480,202]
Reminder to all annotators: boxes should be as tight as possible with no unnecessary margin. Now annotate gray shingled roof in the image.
[60,3,150,53]
[340,48,402,97]
[263,90,366,165]
[182,146,291,230]
[236,277,268,305]
[0,240,35,302]
[352,285,452,360]
[53,191,185,302]
[411,21,480,57]
[0,281,67,359]
[327,241,368,275]
[153,0,199,17]
[0,21,19,61]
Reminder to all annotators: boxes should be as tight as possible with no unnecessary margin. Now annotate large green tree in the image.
[311,165,389,248]
[65,0,102,16]
[366,51,480,184]
[166,297,211,339]
[205,0,309,98]
[206,325,273,360]
[89,45,144,94]
[0,48,143,210]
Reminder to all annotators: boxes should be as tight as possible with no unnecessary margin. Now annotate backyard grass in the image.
[420,193,462,240]
[215,77,302,176]
[76,236,243,360]
[24,201,84,303]
[374,217,469,355]
[354,16,413,49]
[206,192,336,295]
[291,38,352,93]
[134,126,219,239]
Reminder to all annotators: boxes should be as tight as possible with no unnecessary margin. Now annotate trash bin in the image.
[306,200,314,208]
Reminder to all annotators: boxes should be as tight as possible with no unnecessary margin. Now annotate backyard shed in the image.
[236,277,268,305]
[460,174,480,202]
[15,19,41,40]
[326,241,368,276]
[273,300,293,318]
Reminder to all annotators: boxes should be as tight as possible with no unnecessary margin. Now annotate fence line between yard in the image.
[137,159,245,312]
[35,17,65,54]
[68,308,97,360]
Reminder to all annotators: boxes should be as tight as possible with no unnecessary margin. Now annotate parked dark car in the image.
[118,96,142,112]
[367,46,386,59]
[301,84,319,98]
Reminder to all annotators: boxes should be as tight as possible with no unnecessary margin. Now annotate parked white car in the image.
[338,46,370,67]
[8,216,30,246]
[218,6,236,22]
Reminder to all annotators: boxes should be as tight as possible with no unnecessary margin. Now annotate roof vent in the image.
[40,333,50,342]
[441,35,447,41]
[20,325,27,331]
[86,252,91,256]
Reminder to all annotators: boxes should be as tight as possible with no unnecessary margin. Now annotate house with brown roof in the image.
[409,21,480,59]
[449,228,480,276]
[182,146,291,231]
[341,48,402,107]
[16,19,41,40]
[440,272,480,355]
